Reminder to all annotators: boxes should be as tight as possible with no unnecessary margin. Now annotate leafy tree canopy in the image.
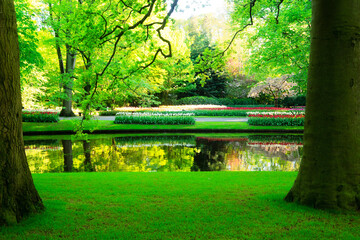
[228,0,311,93]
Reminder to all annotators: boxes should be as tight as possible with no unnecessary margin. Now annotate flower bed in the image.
[247,111,304,117]
[114,115,195,125]
[22,110,59,122]
[248,117,304,126]
[196,107,291,111]
[113,110,248,117]
[190,110,248,116]
[116,112,195,117]
[247,110,305,126]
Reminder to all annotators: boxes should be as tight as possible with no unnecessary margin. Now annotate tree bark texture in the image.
[0,0,44,225]
[285,0,360,210]
[59,46,76,117]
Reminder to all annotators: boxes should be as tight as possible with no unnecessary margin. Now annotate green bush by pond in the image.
[114,115,196,125]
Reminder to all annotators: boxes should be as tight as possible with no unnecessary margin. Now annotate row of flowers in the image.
[22,110,59,122]
[247,111,304,115]
[109,106,303,112]
[248,114,305,118]
[196,107,293,111]
[23,110,59,115]
[247,109,305,126]
[113,105,225,112]
[114,115,195,125]
[115,112,195,116]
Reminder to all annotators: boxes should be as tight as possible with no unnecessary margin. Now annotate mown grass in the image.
[1,172,359,239]
[22,120,303,133]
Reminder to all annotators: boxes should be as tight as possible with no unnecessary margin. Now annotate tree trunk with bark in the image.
[0,0,44,225]
[59,46,76,117]
[285,0,360,210]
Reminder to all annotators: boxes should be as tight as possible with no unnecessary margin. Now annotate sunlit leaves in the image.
[15,0,44,80]
[228,0,311,93]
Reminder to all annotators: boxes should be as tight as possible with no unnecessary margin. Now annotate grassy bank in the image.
[1,172,359,239]
[22,120,303,133]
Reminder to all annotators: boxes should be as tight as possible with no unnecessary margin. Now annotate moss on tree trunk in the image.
[285,0,360,210]
[0,0,44,225]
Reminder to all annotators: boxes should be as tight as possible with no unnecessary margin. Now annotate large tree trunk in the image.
[59,46,76,117]
[0,0,44,225]
[285,0,360,210]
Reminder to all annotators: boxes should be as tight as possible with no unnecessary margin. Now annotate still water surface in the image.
[24,134,303,173]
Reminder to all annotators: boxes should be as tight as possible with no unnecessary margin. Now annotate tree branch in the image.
[275,0,284,24]
[217,0,257,57]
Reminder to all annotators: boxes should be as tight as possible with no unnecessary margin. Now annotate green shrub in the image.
[217,98,234,106]
[248,117,304,126]
[22,113,59,122]
[175,97,261,106]
[219,98,255,106]
[231,98,258,105]
[281,96,306,107]
[99,110,120,116]
[175,96,220,105]
[191,110,248,116]
[114,115,195,125]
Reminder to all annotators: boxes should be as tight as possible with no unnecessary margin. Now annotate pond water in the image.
[24,134,303,173]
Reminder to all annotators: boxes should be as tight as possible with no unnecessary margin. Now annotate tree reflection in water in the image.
[62,140,73,172]
[192,138,228,171]
[24,134,302,173]
[82,140,94,172]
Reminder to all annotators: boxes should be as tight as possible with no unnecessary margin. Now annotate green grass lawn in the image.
[1,172,359,239]
[23,120,303,133]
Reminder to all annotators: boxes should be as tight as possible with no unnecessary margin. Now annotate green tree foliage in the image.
[228,0,311,93]
[39,0,182,111]
[174,14,230,99]
[15,0,47,109]
[15,0,44,79]
[153,29,195,105]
